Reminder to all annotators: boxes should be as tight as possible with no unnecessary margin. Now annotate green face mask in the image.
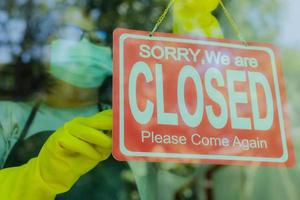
[50,39,112,88]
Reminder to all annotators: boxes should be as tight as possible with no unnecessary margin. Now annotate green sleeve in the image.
[0,101,31,167]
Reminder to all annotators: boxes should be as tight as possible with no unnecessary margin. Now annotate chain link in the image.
[149,0,175,36]
[219,0,248,46]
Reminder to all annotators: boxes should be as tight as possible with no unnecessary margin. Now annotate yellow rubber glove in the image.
[0,109,112,200]
[173,0,224,38]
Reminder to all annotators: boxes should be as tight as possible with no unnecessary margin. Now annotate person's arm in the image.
[0,109,112,200]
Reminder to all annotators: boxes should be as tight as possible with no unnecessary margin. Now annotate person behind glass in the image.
[0,7,113,199]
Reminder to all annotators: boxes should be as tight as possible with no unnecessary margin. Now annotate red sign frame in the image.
[112,28,294,167]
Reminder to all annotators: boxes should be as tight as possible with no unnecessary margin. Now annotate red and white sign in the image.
[112,28,294,167]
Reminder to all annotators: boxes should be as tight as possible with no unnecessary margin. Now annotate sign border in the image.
[118,33,289,163]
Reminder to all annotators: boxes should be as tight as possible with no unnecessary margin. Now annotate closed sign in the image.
[113,28,294,167]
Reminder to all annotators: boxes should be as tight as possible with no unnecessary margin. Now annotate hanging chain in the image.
[219,0,248,46]
[149,0,175,36]
[149,0,249,46]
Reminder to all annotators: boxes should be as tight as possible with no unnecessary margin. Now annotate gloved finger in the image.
[74,109,112,130]
[95,147,112,160]
[58,132,102,160]
[65,121,112,149]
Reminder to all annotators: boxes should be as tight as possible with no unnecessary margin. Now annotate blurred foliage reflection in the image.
[0,0,172,100]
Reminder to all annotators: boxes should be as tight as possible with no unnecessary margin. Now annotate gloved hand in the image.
[0,109,112,200]
[173,0,224,38]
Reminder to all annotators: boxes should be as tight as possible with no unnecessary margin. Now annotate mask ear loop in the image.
[80,29,87,41]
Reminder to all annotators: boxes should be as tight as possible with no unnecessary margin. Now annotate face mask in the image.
[50,39,112,88]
